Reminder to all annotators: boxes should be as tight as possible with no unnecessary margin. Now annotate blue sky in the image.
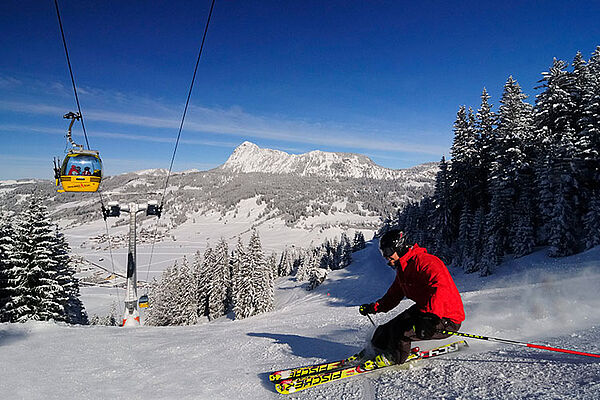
[1,1,600,180]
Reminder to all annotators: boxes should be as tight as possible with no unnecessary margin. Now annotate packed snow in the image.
[1,239,599,399]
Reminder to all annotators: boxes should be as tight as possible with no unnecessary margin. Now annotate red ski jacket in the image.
[376,244,465,324]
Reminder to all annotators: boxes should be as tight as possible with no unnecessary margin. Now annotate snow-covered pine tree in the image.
[247,230,273,315]
[277,247,294,276]
[268,251,278,282]
[584,196,600,249]
[6,197,67,322]
[497,76,536,257]
[339,233,353,268]
[331,237,341,270]
[548,170,578,257]
[450,106,480,221]
[579,47,600,249]
[480,77,535,270]
[208,239,229,320]
[534,155,555,244]
[456,203,473,268]
[352,231,366,252]
[51,226,87,324]
[307,247,327,291]
[535,59,581,256]
[0,211,17,322]
[580,47,600,162]
[465,206,486,273]
[481,161,509,276]
[146,263,179,326]
[431,156,453,262]
[172,257,199,325]
[199,246,215,317]
[232,236,253,319]
[511,187,535,257]
[320,239,334,270]
[571,51,589,137]
[475,88,496,209]
[295,247,312,282]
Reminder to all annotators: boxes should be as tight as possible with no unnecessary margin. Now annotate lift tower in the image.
[103,200,162,326]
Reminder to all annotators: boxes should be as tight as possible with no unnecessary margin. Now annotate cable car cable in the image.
[54,0,122,315]
[143,0,217,289]
[53,0,90,150]
[160,0,216,201]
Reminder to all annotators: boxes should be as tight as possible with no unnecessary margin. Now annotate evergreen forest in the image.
[388,48,600,275]
[145,231,366,325]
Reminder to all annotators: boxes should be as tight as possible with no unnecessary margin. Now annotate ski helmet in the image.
[378,229,410,258]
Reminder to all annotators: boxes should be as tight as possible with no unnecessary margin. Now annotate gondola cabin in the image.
[55,149,103,192]
[54,111,103,193]
[138,295,149,308]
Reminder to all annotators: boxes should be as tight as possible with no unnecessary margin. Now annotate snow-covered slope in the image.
[220,141,438,181]
[1,243,599,399]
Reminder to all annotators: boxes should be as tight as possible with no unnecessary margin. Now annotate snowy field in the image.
[61,196,379,291]
[1,241,599,399]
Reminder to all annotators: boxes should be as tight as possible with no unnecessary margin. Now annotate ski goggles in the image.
[379,246,396,258]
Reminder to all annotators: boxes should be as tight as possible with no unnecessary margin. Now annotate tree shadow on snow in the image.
[0,328,28,347]
[248,332,359,392]
[248,332,357,359]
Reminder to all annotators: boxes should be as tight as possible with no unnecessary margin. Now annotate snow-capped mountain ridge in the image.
[220,141,422,180]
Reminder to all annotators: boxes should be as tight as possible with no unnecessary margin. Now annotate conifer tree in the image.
[352,231,366,252]
[268,251,278,280]
[6,197,67,322]
[535,59,581,255]
[208,240,229,320]
[465,207,486,273]
[497,76,536,256]
[232,237,254,319]
[146,263,179,326]
[51,227,87,324]
[584,196,600,249]
[579,47,600,248]
[339,233,353,268]
[248,230,273,314]
[295,248,312,282]
[307,247,327,291]
[475,88,496,207]
[331,238,342,270]
[431,156,452,261]
[198,246,215,317]
[456,203,473,268]
[0,212,17,322]
[174,257,199,325]
[277,248,294,276]
[321,240,335,270]
[450,106,480,211]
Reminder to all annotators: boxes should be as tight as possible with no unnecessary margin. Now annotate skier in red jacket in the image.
[359,229,465,364]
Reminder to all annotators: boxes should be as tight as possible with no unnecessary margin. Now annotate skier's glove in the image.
[413,312,441,340]
[359,302,379,316]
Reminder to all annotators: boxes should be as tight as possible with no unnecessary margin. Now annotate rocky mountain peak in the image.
[220,141,422,180]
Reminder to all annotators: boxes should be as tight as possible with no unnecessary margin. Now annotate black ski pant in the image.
[370,305,461,364]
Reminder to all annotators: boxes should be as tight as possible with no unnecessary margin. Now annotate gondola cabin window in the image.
[64,154,102,177]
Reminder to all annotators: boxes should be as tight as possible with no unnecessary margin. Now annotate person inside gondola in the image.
[82,167,91,176]
[68,165,79,175]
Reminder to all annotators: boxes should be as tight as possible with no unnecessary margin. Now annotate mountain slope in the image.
[0,143,439,236]
[220,141,438,181]
[1,244,599,399]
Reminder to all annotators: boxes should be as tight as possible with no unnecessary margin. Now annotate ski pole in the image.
[440,330,600,359]
[366,314,376,326]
